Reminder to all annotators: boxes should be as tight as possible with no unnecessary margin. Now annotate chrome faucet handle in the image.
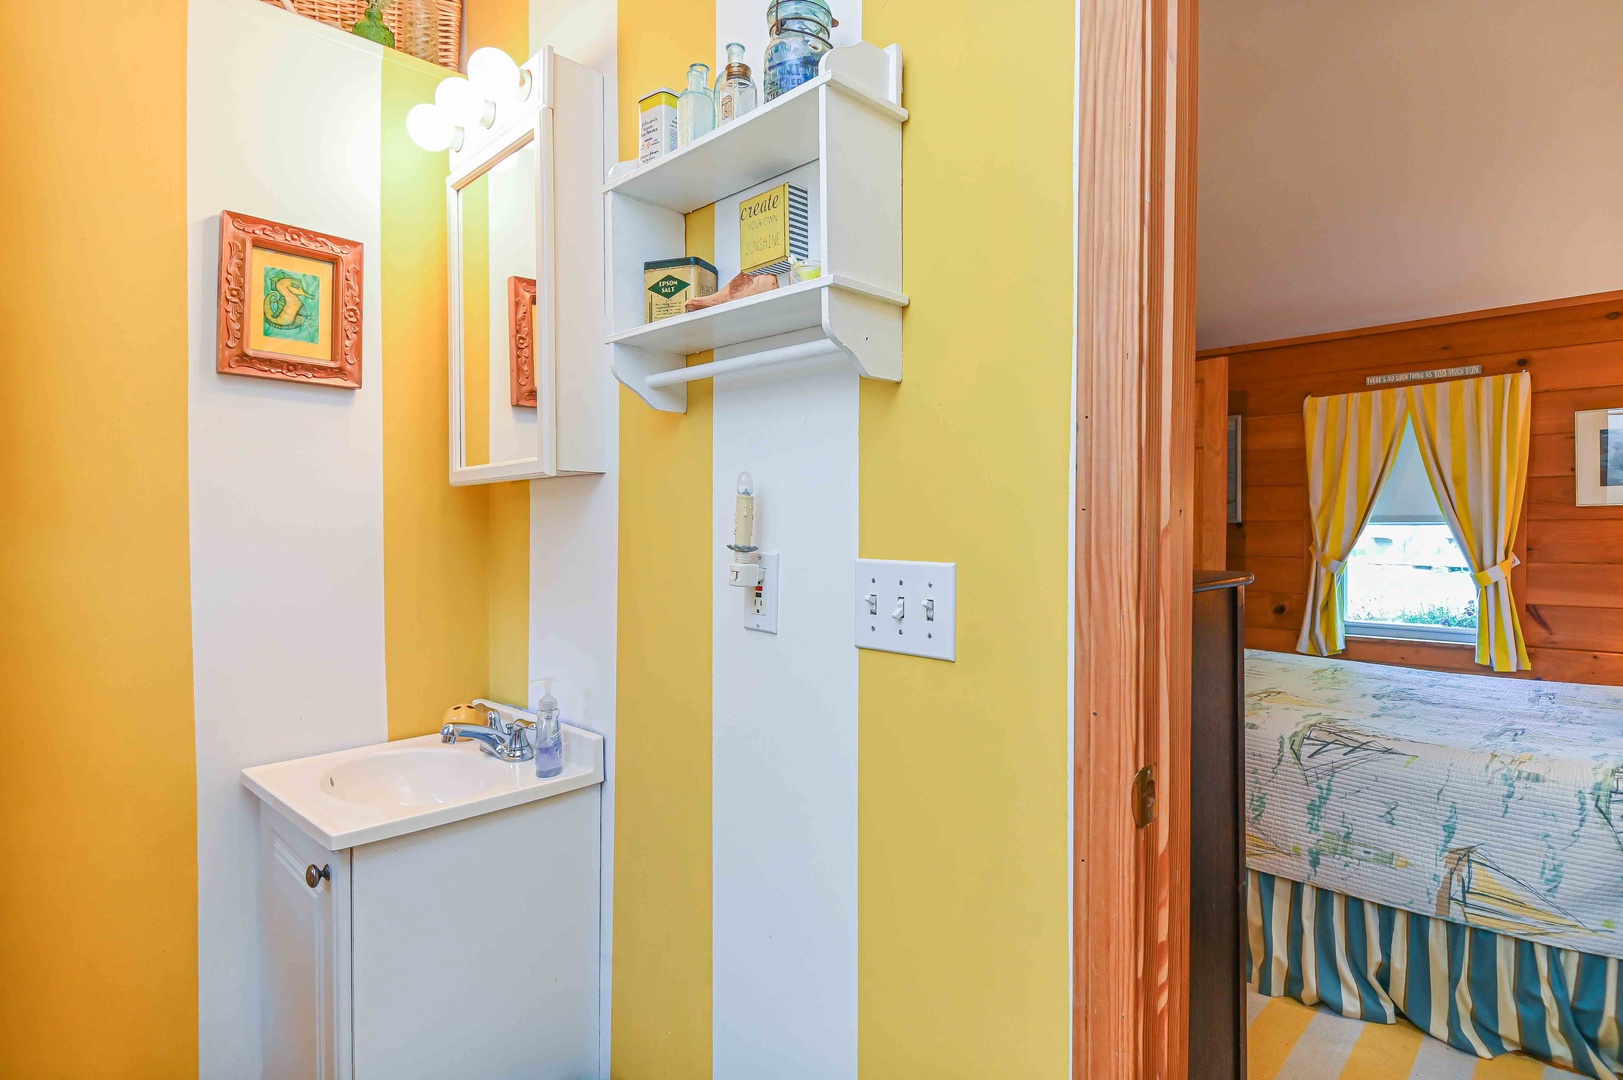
[504,717,536,751]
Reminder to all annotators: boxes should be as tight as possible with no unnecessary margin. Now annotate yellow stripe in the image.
[381,51,493,740]
[1470,1051,1551,1079]
[0,3,197,1075]
[487,481,530,704]
[609,0,715,1054]
[1336,1017,1424,1079]
[1251,997,1323,1080]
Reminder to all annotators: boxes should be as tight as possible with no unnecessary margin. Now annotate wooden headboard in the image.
[1200,289,1623,685]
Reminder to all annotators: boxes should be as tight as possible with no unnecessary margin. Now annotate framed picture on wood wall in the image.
[216,210,364,388]
[1575,407,1623,506]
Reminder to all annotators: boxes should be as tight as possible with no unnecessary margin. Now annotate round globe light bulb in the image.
[434,76,496,129]
[406,104,463,152]
[468,47,532,102]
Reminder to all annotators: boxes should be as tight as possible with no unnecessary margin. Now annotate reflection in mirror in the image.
[456,141,538,469]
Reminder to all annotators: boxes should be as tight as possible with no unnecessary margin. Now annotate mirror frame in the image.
[446,50,556,484]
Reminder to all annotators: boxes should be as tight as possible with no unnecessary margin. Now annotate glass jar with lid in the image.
[763,0,836,101]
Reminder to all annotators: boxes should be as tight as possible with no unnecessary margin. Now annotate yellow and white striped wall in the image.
[1,0,1076,1073]
[609,0,1077,1075]
[2,0,534,1075]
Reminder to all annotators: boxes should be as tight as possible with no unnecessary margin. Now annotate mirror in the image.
[450,126,550,481]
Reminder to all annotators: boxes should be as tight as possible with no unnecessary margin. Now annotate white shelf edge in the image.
[600,70,908,205]
[604,275,907,349]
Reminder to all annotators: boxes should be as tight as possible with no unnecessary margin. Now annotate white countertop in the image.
[241,721,604,852]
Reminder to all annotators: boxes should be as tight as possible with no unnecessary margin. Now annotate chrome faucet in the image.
[440,703,535,762]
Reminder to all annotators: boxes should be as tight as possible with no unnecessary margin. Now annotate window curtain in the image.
[1297,387,1411,656]
[1407,372,1533,672]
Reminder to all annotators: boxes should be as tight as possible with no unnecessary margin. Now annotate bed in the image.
[1242,649,1623,1077]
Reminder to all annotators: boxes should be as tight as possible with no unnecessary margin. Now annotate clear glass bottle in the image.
[677,62,715,147]
[396,0,440,63]
[763,0,834,101]
[714,42,759,126]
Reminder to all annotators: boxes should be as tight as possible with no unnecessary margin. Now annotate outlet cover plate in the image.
[855,559,956,661]
[744,551,779,634]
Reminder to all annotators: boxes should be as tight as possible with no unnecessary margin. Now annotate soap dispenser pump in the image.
[533,678,564,778]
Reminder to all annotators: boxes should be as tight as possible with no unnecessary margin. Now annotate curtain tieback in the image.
[1310,546,1346,574]
[1471,554,1520,587]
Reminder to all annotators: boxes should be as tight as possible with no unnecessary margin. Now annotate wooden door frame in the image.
[1074,0,1197,1076]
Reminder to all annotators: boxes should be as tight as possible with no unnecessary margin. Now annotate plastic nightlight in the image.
[468,47,533,102]
[406,104,463,152]
[434,76,496,129]
[727,471,762,588]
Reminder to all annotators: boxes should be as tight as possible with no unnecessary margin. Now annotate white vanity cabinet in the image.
[246,724,605,1080]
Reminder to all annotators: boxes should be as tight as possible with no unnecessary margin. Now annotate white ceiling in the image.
[1196,0,1623,350]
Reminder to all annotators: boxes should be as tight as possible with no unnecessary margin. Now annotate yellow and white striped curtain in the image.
[1407,372,1533,672]
[1297,387,1411,656]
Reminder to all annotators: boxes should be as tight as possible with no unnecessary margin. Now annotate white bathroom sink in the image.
[241,718,604,852]
[322,746,512,809]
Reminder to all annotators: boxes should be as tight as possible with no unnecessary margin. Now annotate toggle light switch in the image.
[855,559,956,661]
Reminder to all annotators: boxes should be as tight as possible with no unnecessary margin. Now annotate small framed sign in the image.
[1575,408,1623,506]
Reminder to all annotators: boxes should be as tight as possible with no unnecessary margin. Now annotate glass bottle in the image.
[396,0,440,63]
[677,63,715,147]
[714,42,759,126]
[350,1,395,48]
[764,0,834,101]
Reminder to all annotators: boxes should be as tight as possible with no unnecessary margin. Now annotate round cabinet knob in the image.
[305,864,331,889]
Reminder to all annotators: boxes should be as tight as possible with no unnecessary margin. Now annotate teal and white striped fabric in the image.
[1248,869,1623,1078]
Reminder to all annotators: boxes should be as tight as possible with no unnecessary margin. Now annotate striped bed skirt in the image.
[1246,869,1623,1079]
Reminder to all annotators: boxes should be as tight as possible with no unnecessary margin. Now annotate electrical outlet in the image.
[745,552,779,634]
[854,559,955,661]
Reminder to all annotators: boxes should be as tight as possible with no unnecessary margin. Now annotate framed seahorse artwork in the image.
[216,210,363,388]
[508,276,538,408]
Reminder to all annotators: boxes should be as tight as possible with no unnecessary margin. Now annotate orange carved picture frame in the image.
[216,210,364,389]
[508,275,538,408]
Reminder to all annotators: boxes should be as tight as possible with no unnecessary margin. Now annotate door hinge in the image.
[1133,765,1157,828]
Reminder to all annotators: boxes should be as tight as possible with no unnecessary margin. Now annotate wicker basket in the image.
[262,0,463,71]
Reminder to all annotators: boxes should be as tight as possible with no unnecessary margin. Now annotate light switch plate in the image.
[744,551,779,634]
[855,559,956,661]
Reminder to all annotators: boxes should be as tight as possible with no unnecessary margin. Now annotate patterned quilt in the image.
[1244,650,1623,959]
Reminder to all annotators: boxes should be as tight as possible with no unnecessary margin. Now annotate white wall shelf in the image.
[605,41,906,413]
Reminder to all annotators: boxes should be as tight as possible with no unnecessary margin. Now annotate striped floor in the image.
[1248,990,1582,1079]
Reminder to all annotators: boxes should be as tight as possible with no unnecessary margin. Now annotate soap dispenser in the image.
[533,679,564,778]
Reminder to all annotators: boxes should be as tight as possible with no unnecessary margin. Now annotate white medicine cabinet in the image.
[446,47,608,483]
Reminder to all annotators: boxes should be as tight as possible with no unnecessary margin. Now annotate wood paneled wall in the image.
[1205,289,1623,685]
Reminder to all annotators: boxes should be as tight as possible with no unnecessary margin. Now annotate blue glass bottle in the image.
[763,0,833,101]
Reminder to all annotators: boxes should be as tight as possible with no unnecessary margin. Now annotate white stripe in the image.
[1270,877,1291,992]
[1600,957,1621,1068]
[1405,1034,1480,1080]
[1391,910,1410,1015]
[1497,933,1522,1052]
[1427,919,1451,1043]
[1273,1009,1367,1080]
[1302,885,1321,1005]
[1332,893,1362,1020]
[1453,933,1491,1057]
[1535,945,1575,1069]
[1248,870,1265,988]
[1366,900,1395,1023]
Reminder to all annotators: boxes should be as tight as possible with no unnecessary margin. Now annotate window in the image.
[1343,422,1478,644]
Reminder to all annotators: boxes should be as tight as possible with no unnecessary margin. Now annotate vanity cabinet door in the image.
[259,806,352,1080]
